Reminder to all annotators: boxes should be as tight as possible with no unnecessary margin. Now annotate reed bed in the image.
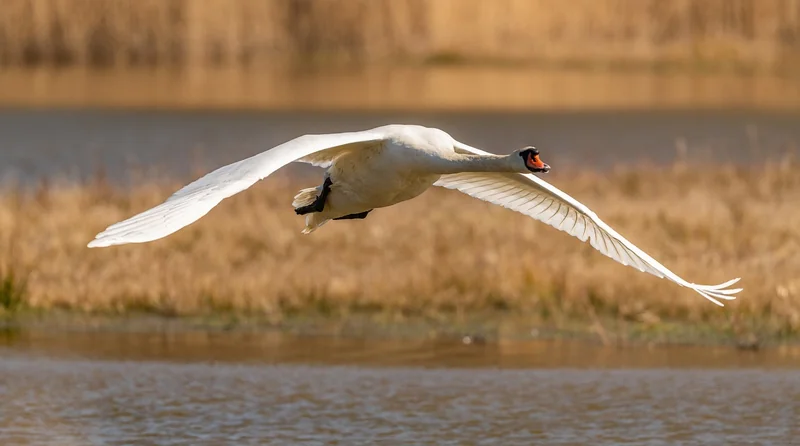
[2,0,799,72]
[1,161,799,339]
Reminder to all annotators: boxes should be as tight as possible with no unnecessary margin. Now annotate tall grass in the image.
[1,0,799,72]
[0,268,26,313]
[1,161,799,337]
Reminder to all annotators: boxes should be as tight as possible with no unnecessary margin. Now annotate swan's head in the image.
[517,147,550,173]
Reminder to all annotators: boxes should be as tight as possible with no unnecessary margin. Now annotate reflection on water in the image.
[1,330,799,444]
[5,330,800,369]
[2,67,800,111]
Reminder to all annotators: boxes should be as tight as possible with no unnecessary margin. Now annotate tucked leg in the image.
[333,210,373,220]
[295,177,332,215]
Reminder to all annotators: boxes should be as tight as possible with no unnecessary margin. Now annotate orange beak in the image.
[527,152,549,171]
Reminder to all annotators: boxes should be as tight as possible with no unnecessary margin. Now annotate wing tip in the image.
[693,277,741,290]
[688,277,742,306]
[87,237,112,248]
[88,230,136,248]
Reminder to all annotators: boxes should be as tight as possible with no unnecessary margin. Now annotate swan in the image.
[87,124,741,306]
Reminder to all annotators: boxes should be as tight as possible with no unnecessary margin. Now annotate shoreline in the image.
[0,310,790,350]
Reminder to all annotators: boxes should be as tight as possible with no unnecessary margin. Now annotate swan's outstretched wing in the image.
[434,141,741,306]
[87,129,389,247]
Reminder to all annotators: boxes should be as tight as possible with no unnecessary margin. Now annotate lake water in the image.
[2,66,799,184]
[1,108,799,185]
[1,331,799,445]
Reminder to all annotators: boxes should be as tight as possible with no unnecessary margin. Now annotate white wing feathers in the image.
[88,125,740,307]
[87,129,387,248]
[436,141,741,306]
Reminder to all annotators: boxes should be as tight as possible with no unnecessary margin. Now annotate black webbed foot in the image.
[295,177,332,215]
[333,210,373,220]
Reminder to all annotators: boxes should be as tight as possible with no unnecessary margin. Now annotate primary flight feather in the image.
[88,124,741,306]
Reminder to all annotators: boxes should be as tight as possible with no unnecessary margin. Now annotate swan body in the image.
[88,124,742,306]
[296,135,442,232]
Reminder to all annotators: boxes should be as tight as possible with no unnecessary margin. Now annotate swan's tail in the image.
[292,187,329,234]
[292,186,322,209]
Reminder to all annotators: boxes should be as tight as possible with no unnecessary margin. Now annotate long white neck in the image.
[427,153,522,174]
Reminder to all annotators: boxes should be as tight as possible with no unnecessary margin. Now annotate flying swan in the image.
[88,124,741,306]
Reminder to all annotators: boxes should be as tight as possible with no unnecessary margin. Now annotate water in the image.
[1,67,799,184]
[1,331,799,444]
[2,69,799,444]
[1,109,799,184]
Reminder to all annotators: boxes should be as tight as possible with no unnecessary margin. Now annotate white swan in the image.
[88,124,741,306]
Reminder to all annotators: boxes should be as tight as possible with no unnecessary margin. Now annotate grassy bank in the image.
[2,0,799,73]
[1,161,799,344]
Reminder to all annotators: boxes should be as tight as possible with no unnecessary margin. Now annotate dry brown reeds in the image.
[1,160,799,338]
[1,0,799,72]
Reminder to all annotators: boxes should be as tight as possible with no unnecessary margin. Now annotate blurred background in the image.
[1,0,800,179]
[1,1,800,444]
